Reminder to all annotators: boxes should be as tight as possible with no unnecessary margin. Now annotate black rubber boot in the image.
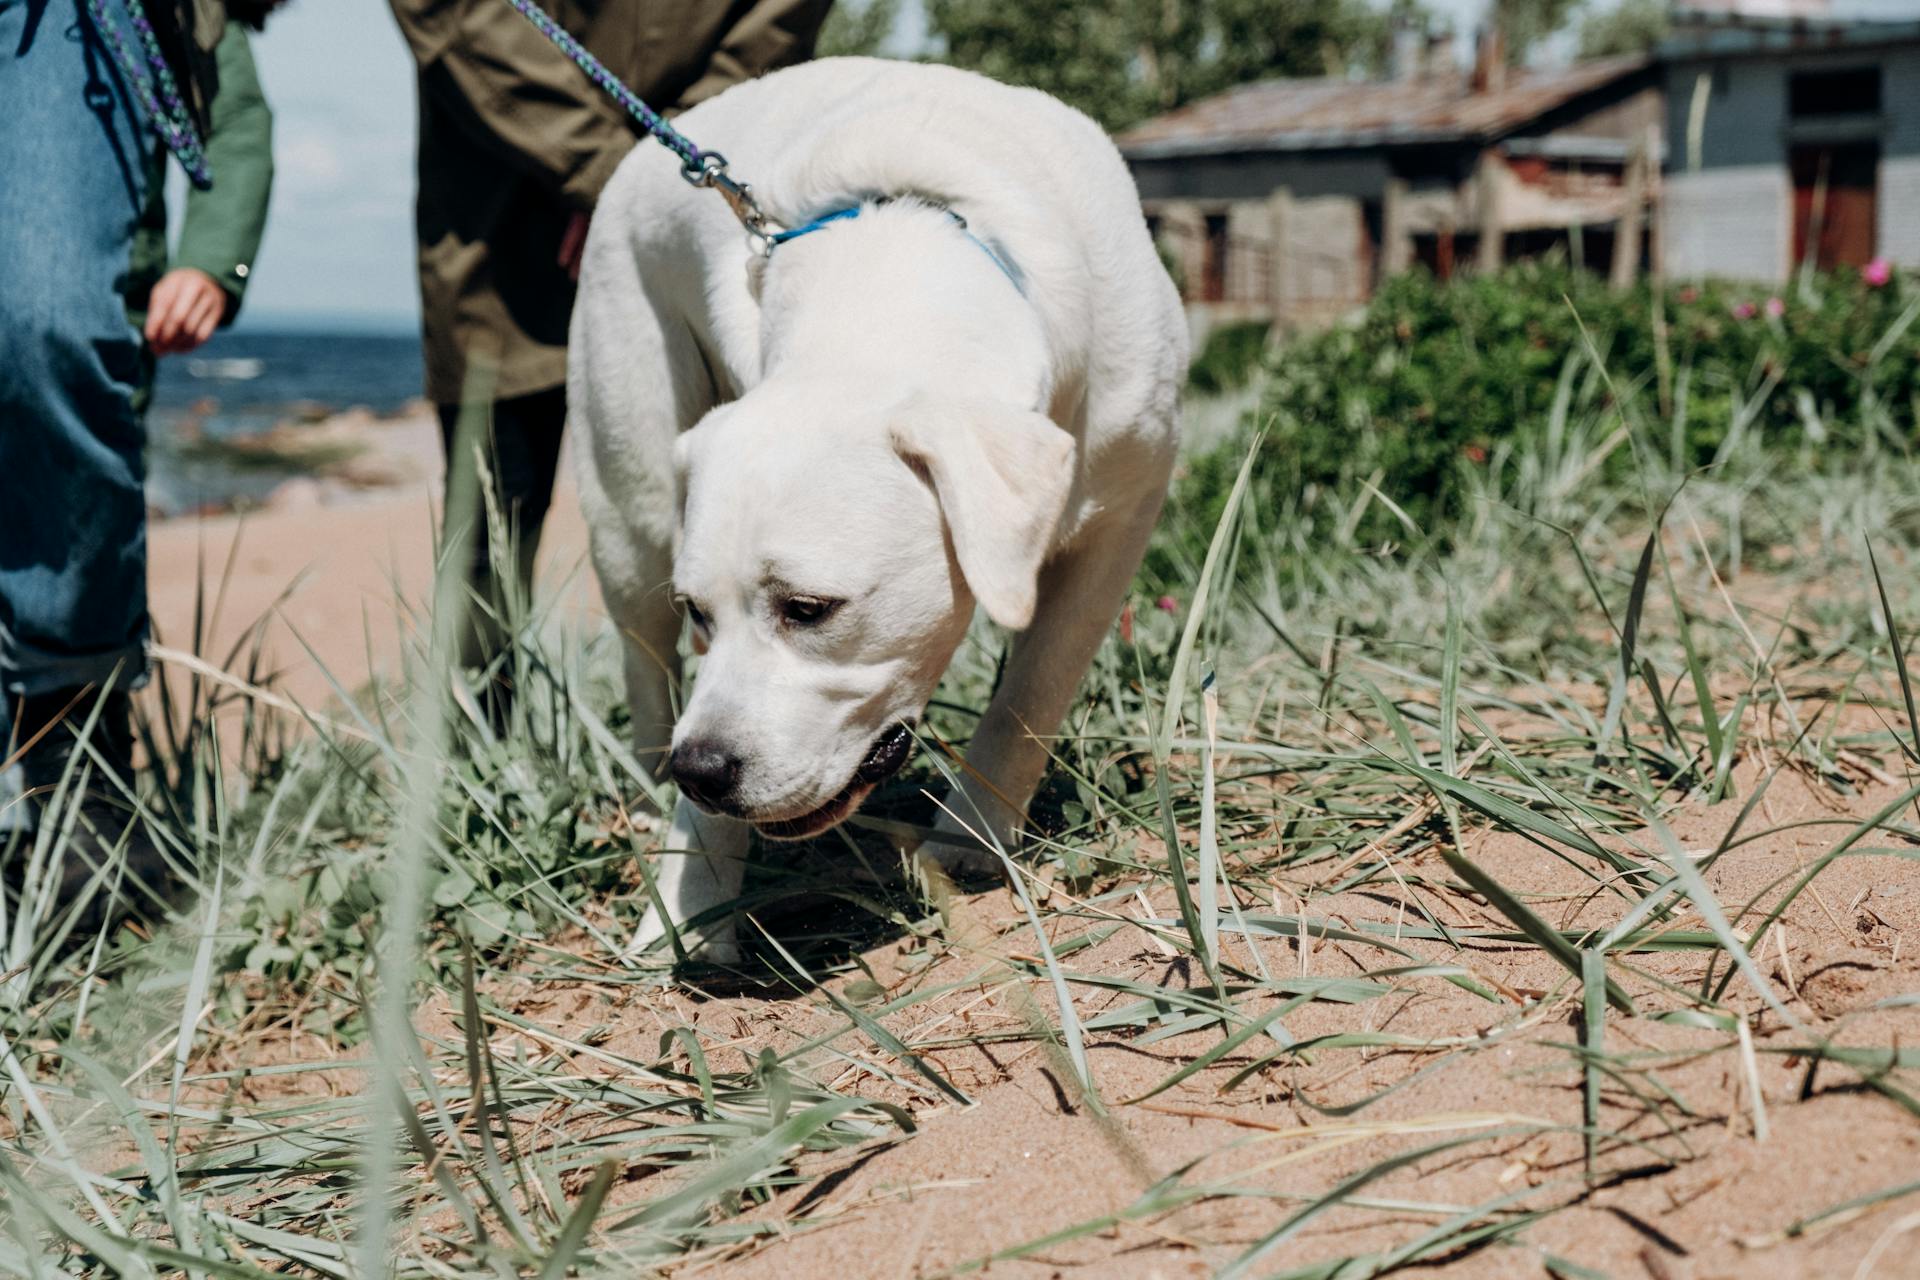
[5,688,173,928]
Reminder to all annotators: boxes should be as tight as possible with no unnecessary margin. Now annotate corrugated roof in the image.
[1663,0,1920,55]
[1676,0,1920,20]
[1680,0,1839,16]
[1116,58,1649,160]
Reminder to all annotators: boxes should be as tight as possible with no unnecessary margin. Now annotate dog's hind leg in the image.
[930,480,1171,874]
[599,574,680,785]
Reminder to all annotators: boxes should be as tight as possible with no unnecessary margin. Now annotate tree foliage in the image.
[818,0,901,58]
[923,0,1412,131]
[1493,0,1585,65]
[1579,0,1671,58]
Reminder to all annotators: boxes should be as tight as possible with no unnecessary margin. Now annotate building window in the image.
[1789,67,1881,117]
[1201,213,1229,303]
[1412,229,1466,281]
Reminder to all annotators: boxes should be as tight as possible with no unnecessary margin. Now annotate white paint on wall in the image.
[1882,157,1920,266]
[1280,196,1365,308]
[1662,166,1790,281]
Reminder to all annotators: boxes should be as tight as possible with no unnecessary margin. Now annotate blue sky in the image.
[226,0,1579,329]
[218,0,420,328]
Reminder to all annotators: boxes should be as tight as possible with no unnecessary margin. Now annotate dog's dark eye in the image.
[682,599,711,632]
[781,596,841,626]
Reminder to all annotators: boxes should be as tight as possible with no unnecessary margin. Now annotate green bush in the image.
[1187,319,1272,396]
[1175,258,1920,554]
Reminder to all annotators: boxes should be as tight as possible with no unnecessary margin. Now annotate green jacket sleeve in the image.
[174,24,274,322]
[387,0,636,211]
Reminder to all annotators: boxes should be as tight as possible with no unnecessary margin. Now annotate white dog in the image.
[569,57,1187,962]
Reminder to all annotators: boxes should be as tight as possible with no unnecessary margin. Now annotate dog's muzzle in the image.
[752,722,917,841]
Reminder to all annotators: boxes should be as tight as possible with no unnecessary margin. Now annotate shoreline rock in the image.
[152,403,444,521]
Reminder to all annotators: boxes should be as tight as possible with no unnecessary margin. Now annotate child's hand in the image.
[146,268,228,355]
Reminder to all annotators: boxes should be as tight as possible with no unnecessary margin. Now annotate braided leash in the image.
[503,0,779,247]
[85,0,213,189]
[502,0,700,169]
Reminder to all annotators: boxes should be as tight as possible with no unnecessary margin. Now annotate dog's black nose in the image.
[670,740,741,811]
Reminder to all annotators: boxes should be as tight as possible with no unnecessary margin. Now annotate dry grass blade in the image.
[1443,849,1634,1014]
[1866,539,1920,767]
[752,917,971,1107]
[1217,1129,1534,1279]
[1581,947,1606,1176]
[1153,432,1263,997]
[535,1160,617,1280]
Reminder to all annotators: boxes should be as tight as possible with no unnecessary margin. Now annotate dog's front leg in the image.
[629,800,749,965]
[930,488,1169,875]
[597,545,751,963]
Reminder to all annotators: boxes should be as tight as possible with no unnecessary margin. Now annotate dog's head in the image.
[667,380,1074,839]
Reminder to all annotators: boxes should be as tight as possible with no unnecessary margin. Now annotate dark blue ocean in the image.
[148,327,425,513]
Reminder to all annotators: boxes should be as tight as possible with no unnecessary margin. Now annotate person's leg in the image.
[0,0,160,840]
[437,386,568,719]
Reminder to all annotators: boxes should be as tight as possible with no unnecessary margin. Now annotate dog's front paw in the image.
[625,906,743,968]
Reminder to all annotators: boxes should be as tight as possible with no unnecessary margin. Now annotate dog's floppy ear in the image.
[889,398,1075,630]
[672,403,735,506]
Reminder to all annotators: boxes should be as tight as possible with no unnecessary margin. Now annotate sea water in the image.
[147,327,425,514]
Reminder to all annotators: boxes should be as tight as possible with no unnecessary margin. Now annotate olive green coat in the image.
[388,0,831,404]
[129,24,275,325]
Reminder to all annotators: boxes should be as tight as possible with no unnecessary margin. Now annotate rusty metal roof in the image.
[1677,0,1920,19]
[1116,58,1650,159]
[1679,0,1839,15]
[1664,0,1920,55]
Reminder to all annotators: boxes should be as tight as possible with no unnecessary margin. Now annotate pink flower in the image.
[1765,296,1785,318]
[1677,287,1699,304]
[1864,258,1893,287]
[1731,300,1757,320]
[1155,594,1179,613]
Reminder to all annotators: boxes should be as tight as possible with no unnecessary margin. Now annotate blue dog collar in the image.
[767,206,865,245]
[768,201,1025,295]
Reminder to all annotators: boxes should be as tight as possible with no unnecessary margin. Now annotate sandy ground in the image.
[142,417,1920,1277]
[492,762,1918,1279]
[347,754,1920,1280]
[145,410,596,713]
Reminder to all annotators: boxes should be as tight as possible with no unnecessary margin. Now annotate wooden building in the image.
[1116,41,1662,333]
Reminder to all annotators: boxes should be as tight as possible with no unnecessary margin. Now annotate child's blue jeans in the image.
[0,0,157,827]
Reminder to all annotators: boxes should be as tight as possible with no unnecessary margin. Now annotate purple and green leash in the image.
[85,0,214,189]
[94,0,880,246]
[83,0,767,219]
[504,0,1023,282]
[502,0,780,246]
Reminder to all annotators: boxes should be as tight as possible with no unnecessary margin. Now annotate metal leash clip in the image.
[682,153,779,257]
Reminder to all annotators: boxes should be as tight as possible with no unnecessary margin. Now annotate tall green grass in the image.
[3,278,1919,1276]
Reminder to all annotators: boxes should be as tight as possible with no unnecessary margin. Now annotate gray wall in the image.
[1130,150,1396,203]
[1883,44,1920,263]
[1662,41,1920,279]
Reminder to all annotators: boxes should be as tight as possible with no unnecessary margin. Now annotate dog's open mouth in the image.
[752,723,915,841]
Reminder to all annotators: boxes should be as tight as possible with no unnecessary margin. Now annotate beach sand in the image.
[146,407,596,714]
[136,411,1920,1279]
